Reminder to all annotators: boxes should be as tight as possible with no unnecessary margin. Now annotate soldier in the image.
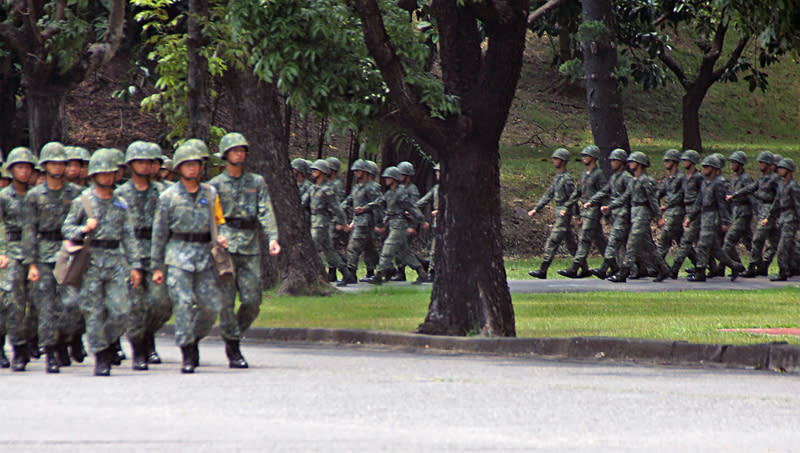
[559,145,607,278]
[527,148,577,279]
[63,148,140,376]
[587,148,633,279]
[308,159,355,286]
[325,156,345,282]
[64,146,90,186]
[392,161,422,282]
[151,139,226,373]
[292,158,312,221]
[0,169,10,188]
[668,150,703,278]
[341,159,381,281]
[656,149,686,259]
[209,133,281,368]
[23,142,85,373]
[720,151,755,272]
[0,147,37,370]
[733,151,780,277]
[109,148,126,186]
[684,155,745,282]
[417,163,440,278]
[762,158,800,281]
[607,152,671,282]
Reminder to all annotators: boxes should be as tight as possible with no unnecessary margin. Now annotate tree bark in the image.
[26,87,67,153]
[681,86,707,152]
[0,62,22,154]
[187,0,210,141]
[224,69,329,295]
[580,0,630,174]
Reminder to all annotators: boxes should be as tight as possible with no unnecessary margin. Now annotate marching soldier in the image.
[669,150,703,278]
[763,158,800,281]
[325,156,345,282]
[417,163,440,278]
[721,151,755,271]
[588,148,633,279]
[210,133,281,368]
[64,146,90,186]
[341,159,381,281]
[656,149,686,259]
[292,158,312,222]
[393,161,421,282]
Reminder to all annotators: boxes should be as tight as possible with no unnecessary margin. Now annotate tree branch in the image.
[0,23,27,58]
[527,0,565,26]
[85,0,126,71]
[657,51,688,89]
[25,0,44,44]
[41,0,67,40]
[711,34,750,82]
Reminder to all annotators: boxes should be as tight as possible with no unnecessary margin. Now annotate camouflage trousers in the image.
[1,259,32,346]
[657,213,685,259]
[574,216,606,262]
[219,253,261,341]
[603,213,630,261]
[776,221,798,273]
[31,262,83,349]
[696,226,738,270]
[750,219,779,264]
[312,226,347,272]
[722,216,753,265]
[542,213,577,263]
[672,217,699,268]
[377,227,423,273]
[166,266,221,347]
[623,220,669,273]
[78,262,131,354]
[345,225,379,272]
[126,264,171,344]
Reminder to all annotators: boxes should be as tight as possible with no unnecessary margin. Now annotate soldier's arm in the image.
[21,193,38,265]
[150,195,169,272]
[716,183,731,226]
[645,180,662,219]
[0,199,7,258]
[731,179,758,200]
[328,189,347,226]
[401,195,425,224]
[122,199,143,270]
[665,176,685,208]
[416,188,434,210]
[257,180,279,243]
[587,180,611,207]
[61,195,87,241]
[533,179,556,212]
[607,183,631,210]
[792,184,800,221]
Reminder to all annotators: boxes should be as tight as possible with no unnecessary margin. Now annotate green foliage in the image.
[575,20,612,44]
[558,58,583,81]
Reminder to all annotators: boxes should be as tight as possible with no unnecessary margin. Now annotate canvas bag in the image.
[207,186,235,284]
[54,195,93,287]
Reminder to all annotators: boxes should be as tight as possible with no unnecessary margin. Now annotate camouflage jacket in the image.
[308,181,346,229]
[726,171,756,219]
[114,180,165,263]
[62,188,140,269]
[151,182,218,272]
[566,166,607,219]
[658,171,686,217]
[767,177,800,225]
[0,185,30,260]
[688,175,731,229]
[629,174,661,222]
[732,172,779,220]
[329,178,345,202]
[22,182,84,265]
[416,184,440,227]
[682,170,704,212]
[533,171,575,213]
[589,169,633,217]
[341,180,382,227]
[210,171,279,255]
[363,186,424,229]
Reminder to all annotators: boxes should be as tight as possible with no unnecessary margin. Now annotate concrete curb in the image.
[158,325,799,375]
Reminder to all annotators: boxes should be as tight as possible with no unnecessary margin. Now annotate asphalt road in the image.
[4,339,799,452]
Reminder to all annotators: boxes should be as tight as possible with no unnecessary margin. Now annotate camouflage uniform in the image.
[722,153,755,266]
[341,169,382,276]
[588,151,633,277]
[416,181,439,273]
[308,175,352,282]
[528,164,577,279]
[733,155,780,275]
[766,161,800,280]
[656,165,686,259]
[0,183,31,352]
[670,155,704,276]
[561,164,607,277]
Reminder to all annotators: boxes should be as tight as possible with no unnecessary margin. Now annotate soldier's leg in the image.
[57,284,83,366]
[589,217,607,258]
[367,229,403,283]
[774,222,796,279]
[166,267,198,348]
[102,265,132,349]
[573,217,593,262]
[32,263,62,352]
[78,266,112,355]
[126,272,150,346]
[657,215,683,259]
[219,253,261,340]
[690,227,714,281]
[192,266,222,343]
[4,261,28,348]
[363,229,380,274]
[345,228,368,271]
[722,219,749,265]
[144,268,171,364]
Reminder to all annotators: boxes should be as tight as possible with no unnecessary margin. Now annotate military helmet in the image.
[108,148,125,168]
[162,158,173,170]
[64,146,90,162]
[39,141,67,165]
[580,144,600,160]
[701,155,721,169]
[364,160,378,176]
[777,158,796,173]
[5,146,37,170]
[627,151,650,167]
[311,159,330,175]
[172,140,208,169]
[350,159,366,172]
[291,158,308,173]
[772,154,783,166]
[0,168,10,180]
[325,156,341,173]
[757,151,775,165]
[88,148,119,176]
[146,142,164,161]
[125,141,153,164]
[397,161,415,176]
[663,149,681,162]
[729,150,748,165]
[381,166,402,181]
[609,148,628,162]
[551,148,570,162]
[712,153,726,168]
[219,132,249,158]
[433,162,440,171]
[681,149,700,165]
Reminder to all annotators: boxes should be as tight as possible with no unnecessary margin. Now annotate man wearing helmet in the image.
[210,132,281,368]
[656,149,686,261]
[392,160,422,282]
[64,146,90,186]
[325,156,345,282]
[416,162,440,280]
[291,158,312,221]
[720,151,755,274]
[668,150,703,278]
[762,158,800,281]
[340,159,381,282]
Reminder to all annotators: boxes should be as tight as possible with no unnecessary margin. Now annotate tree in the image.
[0,0,126,152]
[355,0,527,336]
[187,0,211,142]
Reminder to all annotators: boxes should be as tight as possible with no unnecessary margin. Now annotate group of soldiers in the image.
[0,132,281,376]
[529,145,800,283]
[291,157,439,286]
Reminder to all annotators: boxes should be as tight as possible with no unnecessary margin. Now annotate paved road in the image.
[4,339,799,451]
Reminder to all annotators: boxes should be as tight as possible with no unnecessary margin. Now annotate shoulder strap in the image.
[206,185,218,243]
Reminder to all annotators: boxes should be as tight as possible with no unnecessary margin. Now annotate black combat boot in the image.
[528,261,551,279]
[328,267,338,282]
[740,262,760,278]
[412,268,429,284]
[363,270,385,285]
[112,338,125,365]
[360,269,375,283]
[669,263,681,280]
[94,347,112,377]
[770,270,789,281]
[12,344,28,372]
[729,263,746,282]
[131,340,149,371]
[557,261,580,278]
[44,347,59,374]
[0,336,9,368]
[147,334,162,364]
[55,341,71,367]
[758,261,771,276]
[69,335,87,363]
[225,339,249,369]
[576,260,592,278]
[607,267,629,283]
[653,262,671,282]
[590,259,611,279]
[390,266,406,281]
[28,337,41,360]
[687,267,706,282]
[336,267,358,287]
[180,344,196,374]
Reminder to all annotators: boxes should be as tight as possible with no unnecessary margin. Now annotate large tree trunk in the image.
[224,69,329,295]
[26,87,66,153]
[681,84,709,152]
[580,0,629,174]
[0,64,22,154]
[187,0,210,141]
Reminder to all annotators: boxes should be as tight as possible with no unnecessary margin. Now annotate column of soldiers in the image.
[0,132,281,376]
[529,146,798,283]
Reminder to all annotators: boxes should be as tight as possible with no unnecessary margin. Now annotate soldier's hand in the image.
[660,206,666,212]
[406,227,416,236]
[725,195,733,202]
[431,210,438,217]
[130,269,142,289]
[684,219,690,228]
[421,222,430,230]
[576,217,583,226]
[721,225,729,233]
[28,264,39,282]
[375,226,386,234]
[0,255,7,269]
[761,218,768,226]
[217,235,229,249]
[600,206,609,214]
[582,202,591,209]
[559,209,566,217]
[528,209,536,217]
[657,218,665,228]
[269,240,281,256]
[335,224,345,231]
[83,218,98,234]
[153,269,165,285]
[354,207,365,215]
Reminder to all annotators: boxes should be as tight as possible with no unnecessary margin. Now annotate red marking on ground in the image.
[719,328,800,336]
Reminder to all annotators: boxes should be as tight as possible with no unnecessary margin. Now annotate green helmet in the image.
[663,149,681,162]
[291,158,310,174]
[364,160,378,176]
[712,153,726,168]
[108,148,125,168]
[381,166,402,181]
[609,148,628,162]
[772,154,783,166]
[433,162,440,171]
[162,158,173,170]
[681,149,700,165]
[146,142,164,161]
[125,141,153,164]
[172,139,208,169]
[64,146,90,163]
[551,148,570,162]
[581,144,600,160]
[627,151,650,167]
[311,159,330,174]
[39,142,67,165]
[219,132,249,158]
[350,159,366,172]
[729,150,748,165]
[701,155,721,169]
[88,148,119,176]
[325,156,341,173]
[777,158,796,173]
[5,146,37,170]
[0,168,10,180]
[397,161,415,176]
[757,151,774,165]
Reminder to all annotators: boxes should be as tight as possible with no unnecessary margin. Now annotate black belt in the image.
[6,230,21,242]
[135,228,152,240]
[170,232,211,243]
[224,217,258,230]
[38,230,63,241]
[92,239,120,249]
